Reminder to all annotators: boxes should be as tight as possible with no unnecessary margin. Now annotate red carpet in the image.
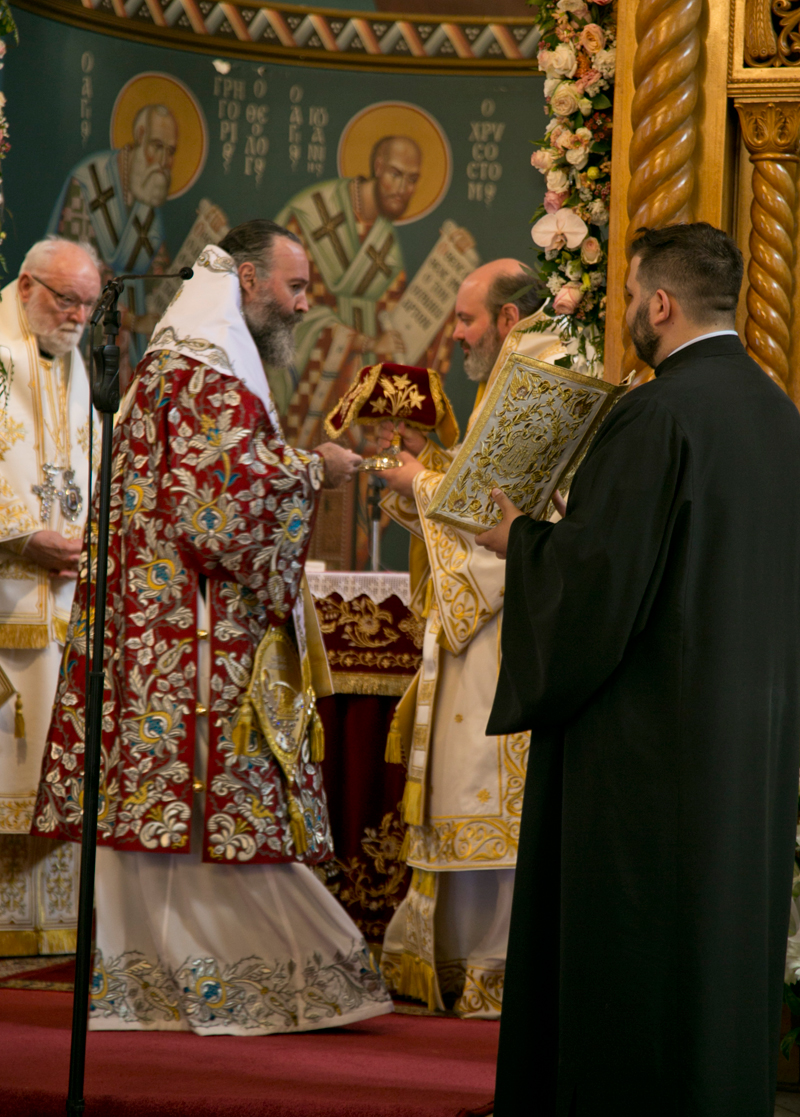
[0,989,498,1116]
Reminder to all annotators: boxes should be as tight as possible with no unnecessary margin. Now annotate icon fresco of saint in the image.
[275,101,470,451]
[48,71,208,364]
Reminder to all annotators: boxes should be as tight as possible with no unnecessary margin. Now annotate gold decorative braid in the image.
[330,671,413,696]
[622,0,702,385]
[735,101,800,394]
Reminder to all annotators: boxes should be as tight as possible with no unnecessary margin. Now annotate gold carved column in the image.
[606,0,728,384]
[735,101,800,393]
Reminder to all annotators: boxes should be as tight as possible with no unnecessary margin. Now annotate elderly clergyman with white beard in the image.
[0,236,100,955]
[376,259,567,1019]
[32,219,394,1035]
[49,103,178,363]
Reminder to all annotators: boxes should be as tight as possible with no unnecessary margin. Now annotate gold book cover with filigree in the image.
[425,353,625,534]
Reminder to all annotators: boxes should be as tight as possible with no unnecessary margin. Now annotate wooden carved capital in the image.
[737,100,800,160]
[736,100,800,392]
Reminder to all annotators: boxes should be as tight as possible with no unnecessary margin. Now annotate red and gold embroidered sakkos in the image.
[32,349,333,864]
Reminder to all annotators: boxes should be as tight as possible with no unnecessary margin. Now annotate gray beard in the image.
[25,299,82,357]
[462,325,502,383]
[243,296,301,368]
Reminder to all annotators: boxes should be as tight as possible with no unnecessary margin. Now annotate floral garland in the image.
[0,1,16,411]
[528,0,616,375]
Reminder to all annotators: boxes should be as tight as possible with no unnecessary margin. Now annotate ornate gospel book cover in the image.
[425,353,625,534]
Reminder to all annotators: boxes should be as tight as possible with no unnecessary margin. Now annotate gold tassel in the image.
[399,952,438,1011]
[231,696,254,756]
[421,580,434,620]
[288,796,308,854]
[309,709,325,762]
[14,694,25,739]
[401,778,423,825]
[399,828,410,862]
[385,712,403,763]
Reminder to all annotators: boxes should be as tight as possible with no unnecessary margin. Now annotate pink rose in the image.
[579,24,606,54]
[580,236,603,265]
[531,149,556,173]
[544,190,569,213]
[552,282,584,315]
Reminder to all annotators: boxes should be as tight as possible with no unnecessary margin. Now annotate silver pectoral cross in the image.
[32,464,83,525]
[32,463,61,524]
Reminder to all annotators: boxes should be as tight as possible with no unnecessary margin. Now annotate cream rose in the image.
[540,43,578,79]
[552,281,584,315]
[550,82,582,120]
[546,168,570,193]
[566,146,590,170]
[531,149,556,173]
[579,23,606,54]
[581,236,603,265]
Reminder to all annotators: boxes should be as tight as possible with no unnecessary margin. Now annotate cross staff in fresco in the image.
[48,103,176,363]
[276,135,454,449]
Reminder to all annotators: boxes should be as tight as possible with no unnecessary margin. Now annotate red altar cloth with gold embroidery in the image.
[309,572,421,942]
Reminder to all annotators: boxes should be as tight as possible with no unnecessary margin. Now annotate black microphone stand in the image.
[66,266,192,1117]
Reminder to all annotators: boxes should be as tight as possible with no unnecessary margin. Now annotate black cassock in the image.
[489,336,800,1116]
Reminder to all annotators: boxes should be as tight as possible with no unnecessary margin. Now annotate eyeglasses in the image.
[30,274,97,314]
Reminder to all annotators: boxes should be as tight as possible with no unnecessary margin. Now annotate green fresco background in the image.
[2,6,546,567]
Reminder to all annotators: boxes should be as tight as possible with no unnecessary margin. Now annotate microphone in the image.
[90,267,194,327]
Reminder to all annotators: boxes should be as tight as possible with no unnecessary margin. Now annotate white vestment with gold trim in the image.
[380,313,567,1016]
[0,278,91,955]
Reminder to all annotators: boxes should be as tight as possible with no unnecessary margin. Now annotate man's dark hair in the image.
[486,270,544,323]
[630,222,743,323]
[219,219,301,274]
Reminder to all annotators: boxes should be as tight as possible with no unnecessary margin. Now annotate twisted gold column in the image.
[736,102,800,394]
[622,0,702,384]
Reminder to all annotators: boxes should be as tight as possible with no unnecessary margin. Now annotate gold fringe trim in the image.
[309,709,325,762]
[0,928,39,956]
[399,952,438,1011]
[37,927,77,955]
[329,672,414,697]
[0,623,48,650]
[402,778,423,825]
[399,827,410,862]
[14,693,24,739]
[385,712,403,763]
